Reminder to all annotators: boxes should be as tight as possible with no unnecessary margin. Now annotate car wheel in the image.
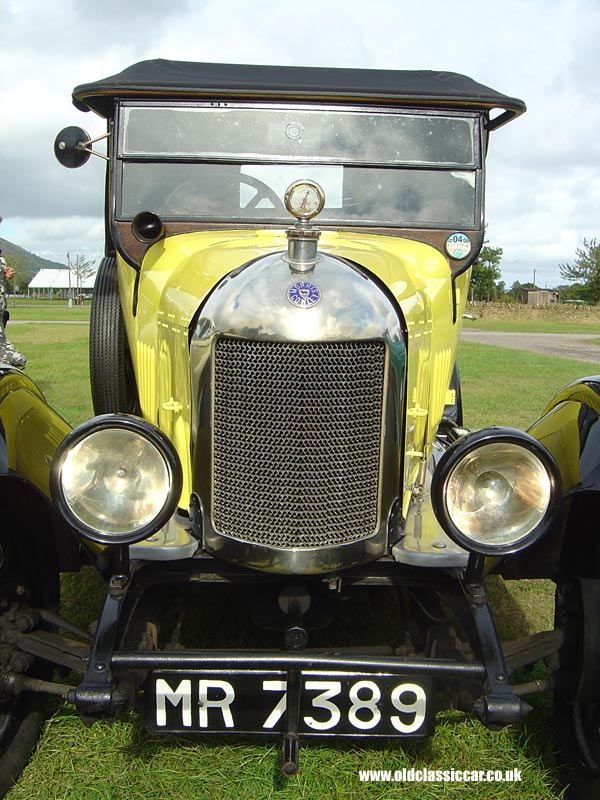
[89,256,140,415]
[0,528,57,797]
[554,578,600,798]
[0,692,47,798]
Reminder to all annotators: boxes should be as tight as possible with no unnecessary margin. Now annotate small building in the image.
[520,288,559,306]
[27,269,97,300]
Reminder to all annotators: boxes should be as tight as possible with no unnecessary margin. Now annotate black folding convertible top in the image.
[73,59,526,130]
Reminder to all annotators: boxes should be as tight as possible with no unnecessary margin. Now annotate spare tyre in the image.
[89,257,140,415]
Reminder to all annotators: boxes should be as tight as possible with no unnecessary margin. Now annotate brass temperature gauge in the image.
[284,179,325,220]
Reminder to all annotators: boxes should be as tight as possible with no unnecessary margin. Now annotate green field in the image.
[6,310,598,800]
[7,321,92,425]
[6,299,91,323]
[462,316,599,334]
[458,342,596,429]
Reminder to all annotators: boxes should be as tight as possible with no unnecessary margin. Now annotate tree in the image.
[555,283,588,302]
[68,254,96,304]
[507,280,523,302]
[470,244,503,301]
[559,238,600,304]
[1,251,34,295]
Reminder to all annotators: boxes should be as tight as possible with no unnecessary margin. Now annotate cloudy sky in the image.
[1,0,599,287]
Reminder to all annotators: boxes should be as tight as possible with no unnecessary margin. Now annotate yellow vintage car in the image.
[1,60,599,797]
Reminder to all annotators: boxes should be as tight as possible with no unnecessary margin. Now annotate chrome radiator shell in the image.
[190,251,405,574]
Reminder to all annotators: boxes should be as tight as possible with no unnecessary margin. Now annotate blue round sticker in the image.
[445,232,472,260]
[287,281,321,308]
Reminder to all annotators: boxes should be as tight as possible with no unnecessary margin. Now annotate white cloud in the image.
[1,0,599,285]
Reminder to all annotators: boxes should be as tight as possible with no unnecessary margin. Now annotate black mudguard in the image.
[501,376,600,580]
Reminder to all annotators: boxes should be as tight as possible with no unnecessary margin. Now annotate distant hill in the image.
[0,238,67,290]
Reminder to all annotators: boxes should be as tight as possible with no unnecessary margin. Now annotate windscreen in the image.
[118,104,480,229]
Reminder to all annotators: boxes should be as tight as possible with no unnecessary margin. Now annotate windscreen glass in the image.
[119,104,480,228]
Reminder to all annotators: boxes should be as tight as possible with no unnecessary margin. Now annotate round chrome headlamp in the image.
[431,428,561,555]
[51,415,183,545]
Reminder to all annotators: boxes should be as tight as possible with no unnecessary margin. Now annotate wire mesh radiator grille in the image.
[212,337,386,548]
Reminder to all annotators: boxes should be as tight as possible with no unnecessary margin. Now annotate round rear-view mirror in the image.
[54,126,92,168]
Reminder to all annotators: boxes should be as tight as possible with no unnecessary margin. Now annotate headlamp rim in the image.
[431,426,561,556]
[50,413,183,545]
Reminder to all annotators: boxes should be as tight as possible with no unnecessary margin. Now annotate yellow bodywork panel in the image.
[528,378,600,492]
[117,230,468,508]
[0,371,71,499]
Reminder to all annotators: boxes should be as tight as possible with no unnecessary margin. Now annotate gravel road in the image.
[460,329,600,364]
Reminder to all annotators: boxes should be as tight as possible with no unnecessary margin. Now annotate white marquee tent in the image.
[28,268,97,298]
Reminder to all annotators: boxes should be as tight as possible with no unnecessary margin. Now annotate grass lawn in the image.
[458,341,597,430]
[462,316,599,334]
[7,315,596,800]
[7,322,92,425]
[7,299,91,323]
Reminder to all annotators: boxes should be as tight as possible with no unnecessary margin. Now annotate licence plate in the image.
[146,671,434,738]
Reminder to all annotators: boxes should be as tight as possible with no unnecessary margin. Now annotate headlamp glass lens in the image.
[60,428,171,535]
[445,442,552,548]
